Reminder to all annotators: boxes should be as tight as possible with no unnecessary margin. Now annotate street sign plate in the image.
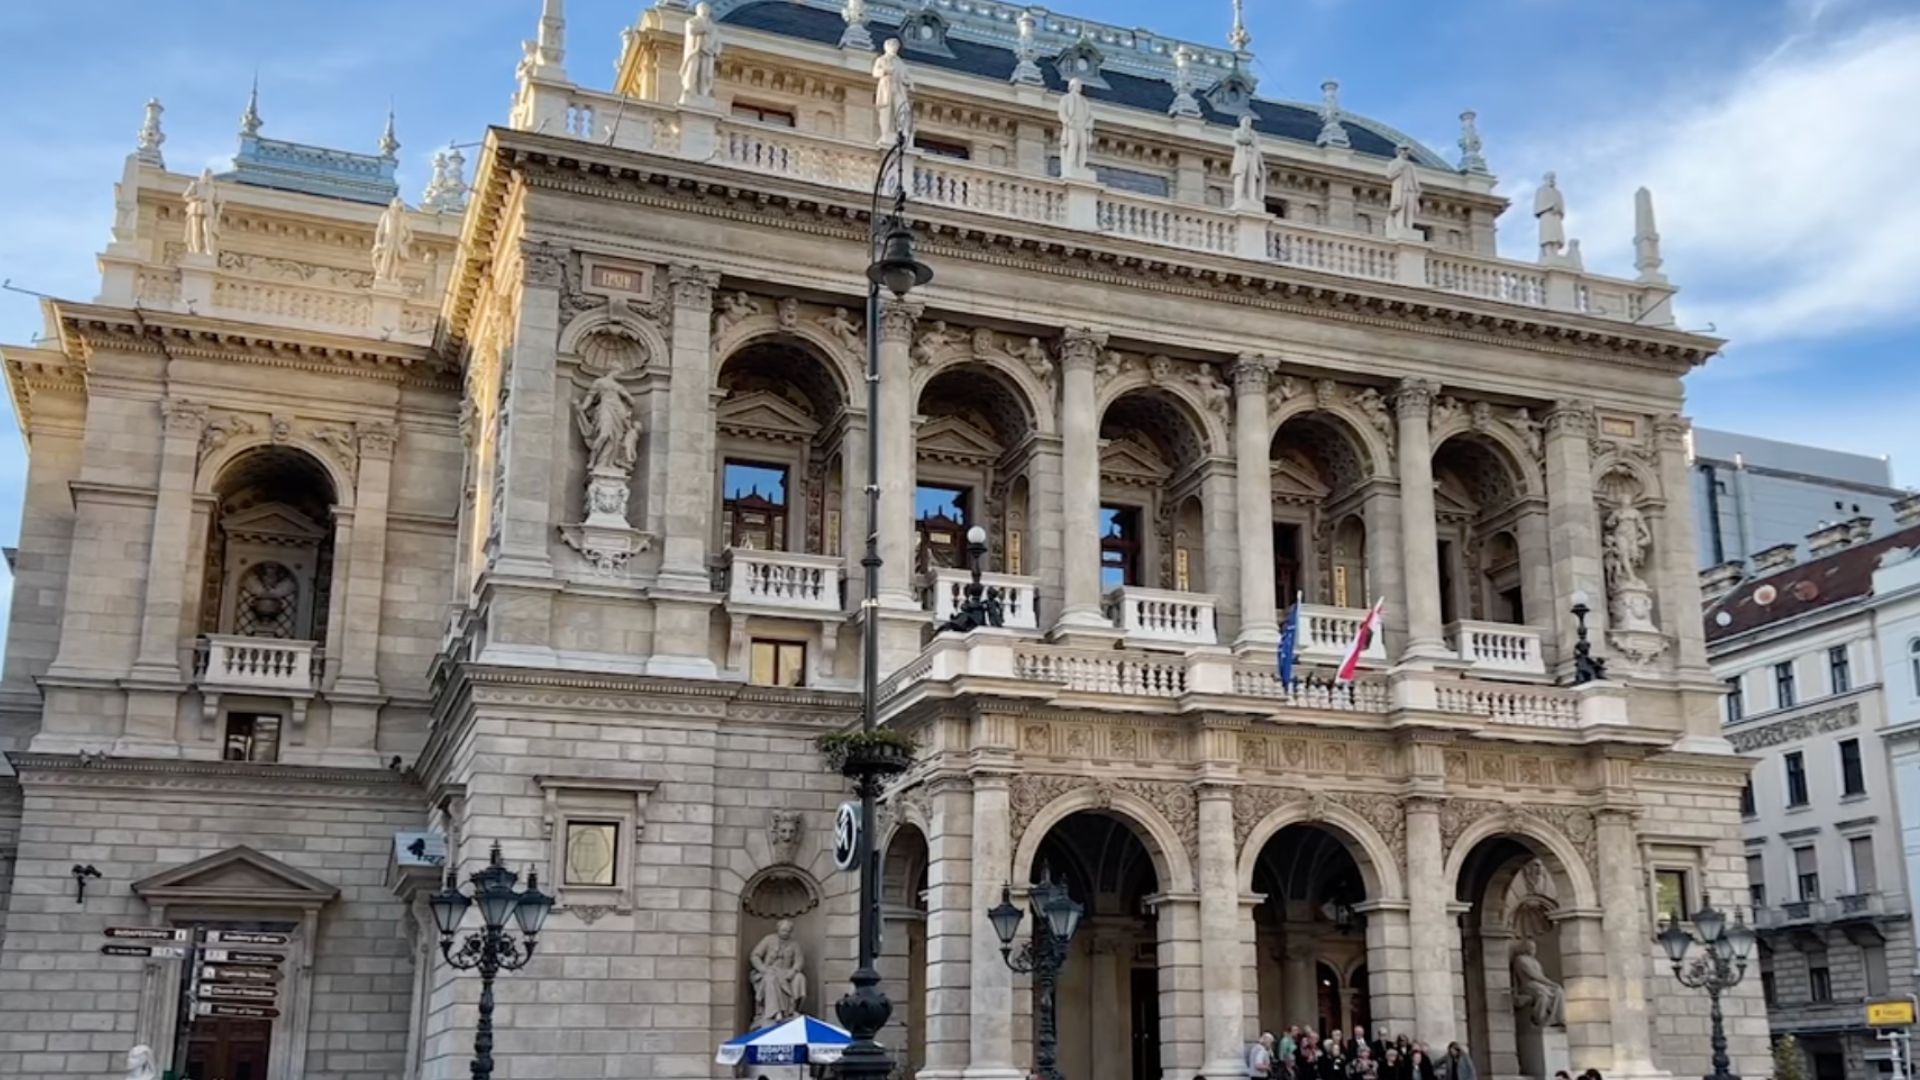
[200,983,278,1002]
[201,965,279,985]
[101,944,188,959]
[196,1002,281,1021]
[104,927,190,943]
[833,801,861,872]
[204,930,290,947]
[1869,1000,1916,1027]
[203,949,285,966]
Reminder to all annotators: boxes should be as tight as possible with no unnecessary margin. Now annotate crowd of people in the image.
[1241,1026,1607,1080]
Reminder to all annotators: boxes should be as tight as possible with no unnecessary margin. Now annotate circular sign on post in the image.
[833,801,861,872]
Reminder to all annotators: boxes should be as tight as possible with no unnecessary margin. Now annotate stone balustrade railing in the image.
[1447,620,1547,677]
[927,568,1040,630]
[1105,586,1218,647]
[510,81,1679,326]
[1231,667,1392,713]
[196,634,321,695]
[1294,603,1389,666]
[1433,681,1580,728]
[1015,646,1190,698]
[724,548,846,615]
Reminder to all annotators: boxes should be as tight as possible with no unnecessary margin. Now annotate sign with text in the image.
[201,964,279,985]
[1869,1000,1916,1027]
[104,927,190,943]
[204,930,290,947]
[202,948,285,967]
[196,1002,281,1021]
[100,943,188,960]
[199,983,279,1003]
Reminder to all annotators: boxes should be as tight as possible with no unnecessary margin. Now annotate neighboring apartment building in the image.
[1705,504,1920,1080]
[1872,525,1920,1026]
[1692,427,1907,570]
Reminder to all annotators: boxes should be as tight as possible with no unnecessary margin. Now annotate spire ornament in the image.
[1229,0,1251,52]
[378,107,400,159]
[1010,11,1044,86]
[1315,80,1350,149]
[1457,110,1488,174]
[423,143,470,214]
[239,76,263,137]
[1633,187,1666,284]
[840,0,873,50]
[1168,47,1202,118]
[135,98,166,167]
[536,0,566,72]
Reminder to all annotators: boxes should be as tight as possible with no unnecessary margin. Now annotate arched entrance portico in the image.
[1251,823,1376,1038]
[879,824,929,1074]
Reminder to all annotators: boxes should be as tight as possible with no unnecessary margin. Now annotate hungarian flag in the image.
[1276,592,1303,689]
[1335,599,1384,684]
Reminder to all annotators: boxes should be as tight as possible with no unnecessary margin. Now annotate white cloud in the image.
[1497,12,1920,346]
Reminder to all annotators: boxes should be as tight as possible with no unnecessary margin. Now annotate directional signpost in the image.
[196,1002,281,1021]
[104,927,190,943]
[101,943,189,959]
[101,922,293,1071]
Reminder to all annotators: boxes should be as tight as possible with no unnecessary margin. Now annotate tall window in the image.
[1850,835,1878,894]
[1794,845,1820,901]
[748,639,806,687]
[915,484,969,571]
[222,713,282,763]
[1785,751,1809,807]
[1808,962,1832,1002]
[1099,505,1141,590]
[1747,853,1766,909]
[234,562,299,638]
[1655,869,1690,921]
[1775,661,1797,709]
[1726,676,1745,723]
[1865,943,1890,996]
[723,462,790,551]
[1839,738,1865,797]
[731,101,796,127]
[1910,638,1920,696]
[1740,777,1757,817]
[1829,645,1852,694]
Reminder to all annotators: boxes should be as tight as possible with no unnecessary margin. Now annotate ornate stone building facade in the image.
[0,2,1764,1079]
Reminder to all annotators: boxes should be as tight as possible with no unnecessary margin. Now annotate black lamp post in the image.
[834,130,932,1080]
[429,842,554,1080]
[941,524,1005,633]
[1657,895,1755,1080]
[1569,589,1607,685]
[988,870,1086,1080]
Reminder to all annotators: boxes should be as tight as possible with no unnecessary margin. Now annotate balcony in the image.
[1105,586,1218,648]
[1446,620,1547,677]
[194,634,321,726]
[723,548,846,617]
[1294,603,1389,667]
[926,568,1040,631]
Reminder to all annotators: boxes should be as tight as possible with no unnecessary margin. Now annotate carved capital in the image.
[1652,413,1690,449]
[1390,377,1439,420]
[877,299,922,344]
[666,264,721,309]
[357,420,399,460]
[160,398,208,437]
[522,243,565,288]
[1544,399,1594,437]
[1231,353,1277,394]
[1058,327,1109,372]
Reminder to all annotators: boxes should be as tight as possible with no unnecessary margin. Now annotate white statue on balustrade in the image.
[182,168,219,257]
[749,918,808,1029]
[1230,115,1266,212]
[872,39,915,147]
[1384,144,1421,241]
[370,196,414,284]
[1603,502,1660,634]
[1509,937,1566,1029]
[679,1,722,105]
[1058,78,1095,182]
[125,1046,158,1080]
[1535,173,1567,262]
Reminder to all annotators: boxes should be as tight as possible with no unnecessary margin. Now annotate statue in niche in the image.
[768,809,803,865]
[182,168,219,257]
[1603,501,1660,634]
[370,196,414,284]
[1535,173,1567,261]
[1509,937,1566,1029]
[1384,145,1421,240]
[679,2,721,104]
[125,1046,158,1080]
[749,918,808,1028]
[872,39,914,147]
[1230,115,1266,211]
[575,368,639,475]
[1057,78,1094,181]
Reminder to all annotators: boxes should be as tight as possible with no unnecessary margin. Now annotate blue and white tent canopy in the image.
[716,1015,852,1066]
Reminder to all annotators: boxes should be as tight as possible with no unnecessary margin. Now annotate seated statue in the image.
[1509,938,1566,1028]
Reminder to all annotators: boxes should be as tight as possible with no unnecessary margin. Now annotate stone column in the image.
[495,246,565,578]
[1514,503,1556,661]
[1403,796,1457,1045]
[1282,934,1318,1027]
[1232,355,1279,648]
[324,421,397,762]
[1653,414,1710,676]
[1053,327,1112,635]
[923,779,976,1080]
[875,299,922,609]
[1392,380,1447,659]
[1595,807,1657,1077]
[1197,784,1246,1080]
[1542,401,1605,669]
[838,416,869,607]
[966,773,1024,1080]
[1555,911,1613,1070]
[121,398,207,749]
[658,263,723,592]
[1153,894,1206,1080]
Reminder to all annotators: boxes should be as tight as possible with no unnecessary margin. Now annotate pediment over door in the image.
[1099,435,1171,487]
[133,845,340,911]
[220,503,327,546]
[1270,456,1332,505]
[717,389,821,441]
[916,414,1002,466]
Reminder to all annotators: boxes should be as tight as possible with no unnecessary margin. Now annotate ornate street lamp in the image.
[833,130,933,1080]
[429,842,553,1080]
[1658,895,1755,1080]
[988,870,1086,1080]
[1569,589,1608,685]
[940,525,1005,633]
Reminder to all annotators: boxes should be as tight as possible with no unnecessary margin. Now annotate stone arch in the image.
[1593,458,1660,505]
[713,321,862,400]
[1012,784,1196,894]
[912,354,1056,438]
[1270,397,1393,483]
[1441,811,1599,913]
[196,435,354,508]
[916,361,1041,449]
[1096,372,1229,463]
[556,308,670,373]
[1433,427,1543,501]
[1236,799,1406,901]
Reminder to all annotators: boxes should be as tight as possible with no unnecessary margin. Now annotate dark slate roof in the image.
[723,0,1409,161]
[1704,522,1920,644]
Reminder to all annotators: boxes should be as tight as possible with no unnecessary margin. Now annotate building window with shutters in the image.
[1829,645,1851,694]
[1740,778,1756,818]
[1849,835,1878,894]
[1839,738,1865,797]
[1785,751,1809,807]
[1747,853,1765,909]
[1726,676,1744,723]
[1775,661,1796,709]
[1795,845,1820,901]
[1809,962,1832,1002]
[1865,943,1890,996]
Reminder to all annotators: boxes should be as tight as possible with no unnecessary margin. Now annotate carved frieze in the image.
[1438,797,1600,885]
[198,411,255,461]
[1727,702,1859,753]
[1008,773,1199,879]
[1230,786,1407,866]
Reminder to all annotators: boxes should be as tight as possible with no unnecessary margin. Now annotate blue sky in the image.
[0,0,1915,634]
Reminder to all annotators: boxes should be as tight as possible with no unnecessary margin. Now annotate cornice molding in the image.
[6,752,422,804]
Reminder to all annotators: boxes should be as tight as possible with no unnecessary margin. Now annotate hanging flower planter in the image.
[817,729,917,780]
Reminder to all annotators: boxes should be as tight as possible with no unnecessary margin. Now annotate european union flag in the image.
[1277,591,1302,689]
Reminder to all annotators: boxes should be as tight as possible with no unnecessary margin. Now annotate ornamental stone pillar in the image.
[1152,893,1205,1079]
[1596,806,1658,1076]
[1543,400,1606,673]
[1654,414,1710,677]
[496,245,565,579]
[1232,355,1279,648]
[1403,795,1457,1046]
[1197,783,1246,1080]
[966,772,1023,1080]
[1053,328,1113,636]
[123,397,206,751]
[875,299,921,610]
[922,779,975,1080]
[658,263,723,592]
[326,421,397,761]
[1392,380,1447,659]
[1556,910,1613,1070]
